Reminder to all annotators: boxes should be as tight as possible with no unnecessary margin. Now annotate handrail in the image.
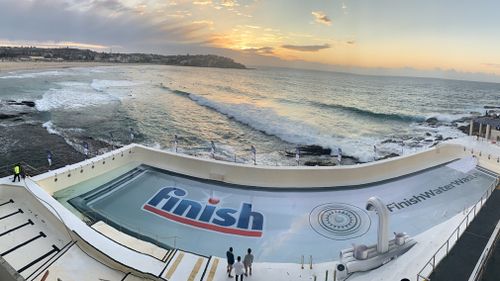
[416,176,499,281]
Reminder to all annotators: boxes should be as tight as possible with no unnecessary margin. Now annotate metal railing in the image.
[0,161,42,178]
[416,176,499,281]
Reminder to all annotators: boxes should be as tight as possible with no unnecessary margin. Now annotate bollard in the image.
[333,269,337,281]
[251,145,256,165]
[325,270,328,281]
[295,146,300,166]
[210,141,216,159]
[309,255,313,269]
[301,255,304,269]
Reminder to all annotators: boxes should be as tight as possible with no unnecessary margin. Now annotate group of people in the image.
[226,247,254,280]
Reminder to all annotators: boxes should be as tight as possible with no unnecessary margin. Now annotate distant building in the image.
[470,113,500,143]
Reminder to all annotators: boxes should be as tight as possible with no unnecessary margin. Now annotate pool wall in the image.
[33,141,498,195]
[17,136,500,281]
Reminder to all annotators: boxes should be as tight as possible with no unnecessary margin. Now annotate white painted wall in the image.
[33,143,471,194]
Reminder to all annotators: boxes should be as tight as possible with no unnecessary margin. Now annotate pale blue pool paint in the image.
[57,161,496,262]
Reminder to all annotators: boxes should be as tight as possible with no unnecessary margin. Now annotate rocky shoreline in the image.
[0,100,111,174]
[0,98,492,170]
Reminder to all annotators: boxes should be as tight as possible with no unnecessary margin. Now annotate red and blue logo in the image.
[142,187,264,237]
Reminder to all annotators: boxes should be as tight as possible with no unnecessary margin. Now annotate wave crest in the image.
[310,101,425,122]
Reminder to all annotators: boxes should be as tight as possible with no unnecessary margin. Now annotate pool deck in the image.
[0,136,499,281]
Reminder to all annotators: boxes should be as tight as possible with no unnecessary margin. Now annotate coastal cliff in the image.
[0,46,246,69]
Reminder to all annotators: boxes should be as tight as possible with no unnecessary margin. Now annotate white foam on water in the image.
[187,93,379,162]
[36,82,119,111]
[42,121,62,136]
[0,70,70,79]
[425,113,471,123]
[90,79,142,92]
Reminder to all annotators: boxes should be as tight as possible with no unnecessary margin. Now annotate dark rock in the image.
[377,153,400,160]
[425,117,439,125]
[435,134,443,141]
[21,101,36,107]
[457,125,469,134]
[425,132,432,137]
[303,160,336,166]
[0,114,18,119]
[382,139,401,144]
[285,145,331,157]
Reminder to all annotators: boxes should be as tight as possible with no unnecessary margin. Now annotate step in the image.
[162,251,208,281]
[200,257,220,281]
[92,221,169,260]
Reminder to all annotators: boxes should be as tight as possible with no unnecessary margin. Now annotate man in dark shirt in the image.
[226,247,235,278]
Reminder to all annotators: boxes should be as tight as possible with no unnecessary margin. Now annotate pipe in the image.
[366,196,390,254]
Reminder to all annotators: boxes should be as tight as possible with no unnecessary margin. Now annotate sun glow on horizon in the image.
[2,0,500,79]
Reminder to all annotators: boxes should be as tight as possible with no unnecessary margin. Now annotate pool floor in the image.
[62,158,496,263]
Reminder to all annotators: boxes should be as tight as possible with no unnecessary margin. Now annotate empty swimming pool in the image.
[61,158,496,263]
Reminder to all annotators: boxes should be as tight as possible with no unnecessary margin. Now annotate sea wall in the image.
[33,142,472,194]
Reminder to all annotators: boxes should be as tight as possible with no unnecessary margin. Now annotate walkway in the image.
[429,187,500,281]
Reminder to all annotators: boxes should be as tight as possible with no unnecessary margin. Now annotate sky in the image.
[1,0,500,82]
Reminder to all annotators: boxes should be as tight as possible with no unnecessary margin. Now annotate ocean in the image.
[0,64,498,167]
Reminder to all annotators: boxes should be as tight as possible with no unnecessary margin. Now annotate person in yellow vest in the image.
[12,163,22,182]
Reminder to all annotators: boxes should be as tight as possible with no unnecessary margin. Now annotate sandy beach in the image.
[0,61,116,73]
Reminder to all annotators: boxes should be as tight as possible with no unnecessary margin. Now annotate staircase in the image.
[0,196,71,280]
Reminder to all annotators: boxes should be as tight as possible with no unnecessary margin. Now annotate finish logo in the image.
[142,187,264,237]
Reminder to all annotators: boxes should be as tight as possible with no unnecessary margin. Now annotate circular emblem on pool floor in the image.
[309,203,371,240]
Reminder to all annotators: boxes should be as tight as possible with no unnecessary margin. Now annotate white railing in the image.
[416,176,499,281]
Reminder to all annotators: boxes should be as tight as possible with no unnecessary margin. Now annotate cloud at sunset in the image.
[0,0,499,81]
[281,44,331,52]
[311,11,332,26]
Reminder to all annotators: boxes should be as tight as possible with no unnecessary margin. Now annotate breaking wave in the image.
[309,101,426,122]
[171,89,379,161]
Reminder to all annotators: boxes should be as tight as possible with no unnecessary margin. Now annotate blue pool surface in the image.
[64,159,496,262]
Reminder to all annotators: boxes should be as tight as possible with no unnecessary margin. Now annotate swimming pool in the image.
[59,158,496,263]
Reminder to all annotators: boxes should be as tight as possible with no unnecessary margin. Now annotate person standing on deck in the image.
[83,142,89,158]
[47,150,52,168]
[337,147,342,164]
[129,128,135,143]
[234,256,245,281]
[243,248,254,276]
[12,163,21,182]
[226,247,235,278]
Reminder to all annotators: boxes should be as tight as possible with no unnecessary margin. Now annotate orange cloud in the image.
[311,11,331,26]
